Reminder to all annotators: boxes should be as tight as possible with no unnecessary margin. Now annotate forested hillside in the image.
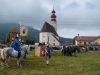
[0,23,73,44]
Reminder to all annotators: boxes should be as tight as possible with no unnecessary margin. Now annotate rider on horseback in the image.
[10,37,21,58]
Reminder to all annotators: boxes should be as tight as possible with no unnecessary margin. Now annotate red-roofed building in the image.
[39,8,60,46]
[74,36,100,47]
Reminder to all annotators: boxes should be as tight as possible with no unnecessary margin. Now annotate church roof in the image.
[40,22,58,36]
[52,34,60,43]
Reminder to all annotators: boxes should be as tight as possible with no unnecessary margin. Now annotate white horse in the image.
[0,45,30,69]
[81,47,87,53]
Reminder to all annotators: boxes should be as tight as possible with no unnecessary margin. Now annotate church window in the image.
[84,42,86,45]
[48,36,49,43]
[54,40,55,42]
[53,43,55,46]
[43,36,45,41]
[95,42,98,45]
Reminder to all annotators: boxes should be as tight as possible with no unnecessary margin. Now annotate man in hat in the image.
[11,37,21,58]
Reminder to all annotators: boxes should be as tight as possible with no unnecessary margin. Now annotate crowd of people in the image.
[1,36,100,66]
[4,36,99,66]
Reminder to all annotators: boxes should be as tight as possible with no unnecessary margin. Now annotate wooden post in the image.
[35,45,45,57]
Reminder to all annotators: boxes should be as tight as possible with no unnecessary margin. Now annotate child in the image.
[44,46,51,65]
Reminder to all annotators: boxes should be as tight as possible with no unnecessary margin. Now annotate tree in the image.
[23,37,35,45]
[73,36,76,45]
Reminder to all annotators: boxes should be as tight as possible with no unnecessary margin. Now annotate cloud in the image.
[0,0,100,38]
[64,2,79,10]
[86,2,97,10]
[58,28,100,38]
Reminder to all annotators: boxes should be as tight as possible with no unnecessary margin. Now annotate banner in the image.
[20,25,28,36]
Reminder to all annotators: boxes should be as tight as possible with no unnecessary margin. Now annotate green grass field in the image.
[0,50,100,75]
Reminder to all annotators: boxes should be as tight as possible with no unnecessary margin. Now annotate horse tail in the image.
[0,48,5,60]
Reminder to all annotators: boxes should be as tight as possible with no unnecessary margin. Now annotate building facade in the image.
[74,36,100,47]
[39,8,60,46]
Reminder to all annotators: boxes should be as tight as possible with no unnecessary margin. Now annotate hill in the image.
[0,23,73,44]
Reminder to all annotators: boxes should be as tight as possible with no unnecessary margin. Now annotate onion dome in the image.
[51,14,56,18]
[51,7,56,21]
[52,9,55,13]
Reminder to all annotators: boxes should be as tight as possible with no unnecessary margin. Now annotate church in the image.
[39,8,60,46]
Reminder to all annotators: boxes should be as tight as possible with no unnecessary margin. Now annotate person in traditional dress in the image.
[43,45,51,65]
[11,37,21,58]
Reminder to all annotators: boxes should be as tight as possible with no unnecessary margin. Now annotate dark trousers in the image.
[18,51,21,58]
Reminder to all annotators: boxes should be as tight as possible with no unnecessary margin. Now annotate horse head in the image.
[21,45,30,54]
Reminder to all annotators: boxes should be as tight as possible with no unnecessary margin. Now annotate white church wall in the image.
[39,32,60,46]
[40,32,52,44]
[47,32,60,46]
[50,33,60,46]
[39,32,48,44]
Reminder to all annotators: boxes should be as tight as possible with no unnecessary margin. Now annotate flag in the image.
[77,34,81,40]
[20,25,28,36]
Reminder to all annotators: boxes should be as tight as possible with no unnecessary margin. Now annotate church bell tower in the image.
[50,7,57,31]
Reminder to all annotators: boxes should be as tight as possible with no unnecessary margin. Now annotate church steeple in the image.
[50,7,57,31]
[51,7,56,21]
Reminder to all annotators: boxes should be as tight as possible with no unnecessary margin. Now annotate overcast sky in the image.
[0,0,100,38]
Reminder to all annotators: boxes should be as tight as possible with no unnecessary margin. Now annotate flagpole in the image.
[20,21,22,36]
[78,34,79,41]
[77,33,82,46]
[19,21,28,44]
[77,34,79,46]
[20,21,22,42]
